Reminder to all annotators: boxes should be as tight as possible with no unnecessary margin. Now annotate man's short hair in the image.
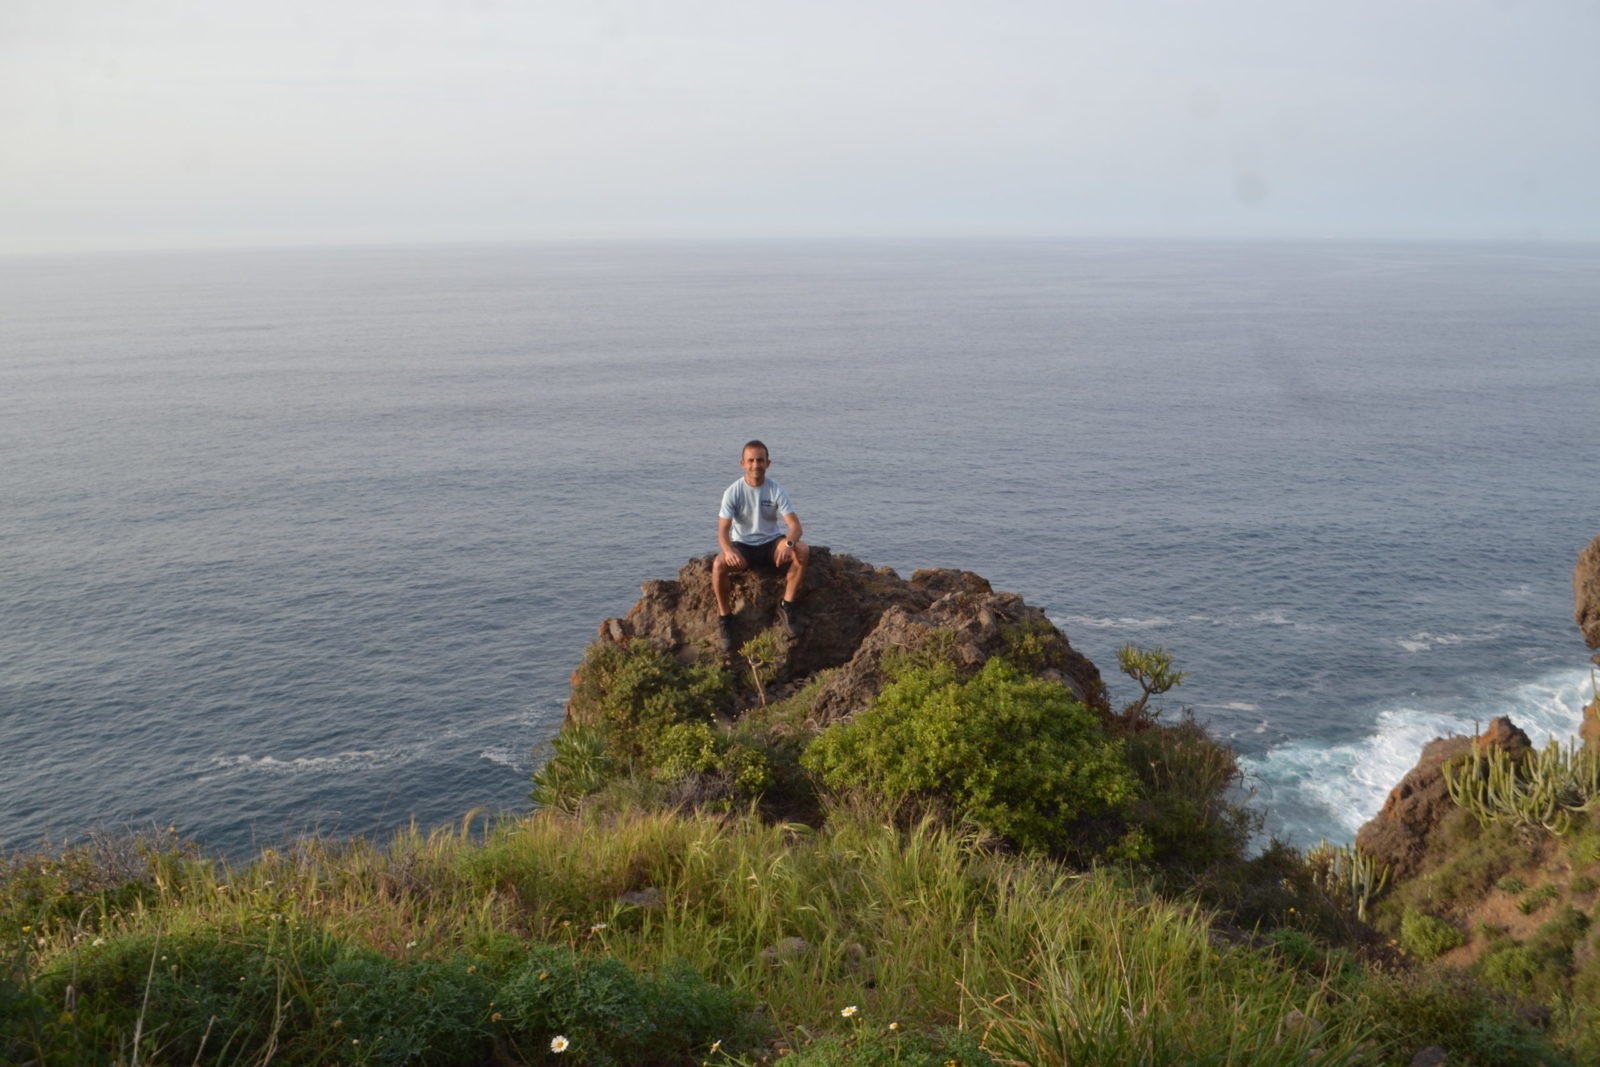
[742,439,769,458]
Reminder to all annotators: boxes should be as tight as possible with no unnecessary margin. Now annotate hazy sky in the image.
[4,0,1597,253]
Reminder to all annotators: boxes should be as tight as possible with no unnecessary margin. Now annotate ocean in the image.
[3,238,1596,858]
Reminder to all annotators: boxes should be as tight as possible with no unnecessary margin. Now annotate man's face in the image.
[741,446,770,486]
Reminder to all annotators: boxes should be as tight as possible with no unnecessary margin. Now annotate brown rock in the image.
[1354,735,1472,882]
[1410,1047,1448,1067]
[1354,716,1531,882]
[1581,696,1600,754]
[1473,716,1532,758]
[574,547,1105,725]
[1577,534,1600,649]
[807,583,1104,724]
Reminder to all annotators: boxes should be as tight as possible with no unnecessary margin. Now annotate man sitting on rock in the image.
[714,439,810,652]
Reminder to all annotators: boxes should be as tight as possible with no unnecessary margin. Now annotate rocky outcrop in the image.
[1360,534,1600,878]
[588,547,1105,724]
[1575,534,1600,751]
[1354,717,1530,881]
[1575,533,1600,652]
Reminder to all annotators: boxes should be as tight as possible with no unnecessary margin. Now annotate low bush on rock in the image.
[801,657,1135,857]
[1116,711,1257,873]
[535,641,732,811]
[1399,908,1464,961]
[565,640,731,767]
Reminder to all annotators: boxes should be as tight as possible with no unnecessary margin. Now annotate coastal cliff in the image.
[9,542,1600,1064]
[1339,533,1600,1057]
[1575,532,1600,749]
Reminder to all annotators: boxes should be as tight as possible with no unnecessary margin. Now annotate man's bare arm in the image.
[774,513,804,566]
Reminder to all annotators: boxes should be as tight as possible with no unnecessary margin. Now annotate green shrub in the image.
[1356,969,1563,1067]
[1398,810,1523,911]
[657,721,724,779]
[802,658,1135,856]
[1475,908,1587,1010]
[0,963,55,1067]
[1479,943,1562,1002]
[1518,884,1560,915]
[1120,713,1256,874]
[318,952,493,1066]
[1264,926,1324,971]
[564,640,731,766]
[1189,839,1361,940]
[1399,908,1464,962]
[655,722,774,806]
[1568,818,1600,866]
[495,944,755,1066]
[728,674,825,785]
[1571,951,1600,1058]
[997,618,1079,678]
[531,725,613,813]
[1529,905,1590,965]
[1571,873,1598,895]
[36,925,345,1065]
[0,829,190,937]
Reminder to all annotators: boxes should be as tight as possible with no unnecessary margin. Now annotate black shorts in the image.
[733,539,788,571]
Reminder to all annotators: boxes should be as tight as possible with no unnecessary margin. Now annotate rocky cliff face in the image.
[1575,533,1600,750]
[1357,533,1600,872]
[583,546,1106,724]
[1574,533,1600,653]
[1354,718,1530,881]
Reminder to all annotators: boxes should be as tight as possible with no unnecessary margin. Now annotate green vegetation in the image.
[1517,883,1561,915]
[563,639,732,767]
[1115,643,1187,723]
[4,805,1568,1066]
[1399,908,1464,961]
[802,657,1135,856]
[1375,771,1600,1059]
[1306,840,1390,923]
[8,628,1597,1063]
[1443,736,1600,835]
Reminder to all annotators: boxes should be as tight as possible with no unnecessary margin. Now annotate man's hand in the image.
[721,546,747,569]
[773,540,794,568]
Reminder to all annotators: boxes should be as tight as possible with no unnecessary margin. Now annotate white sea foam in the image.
[1183,609,1333,632]
[1244,667,1593,846]
[1056,614,1172,631]
[479,745,531,771]
[200,747,418,779]
[1396,626,1508,653]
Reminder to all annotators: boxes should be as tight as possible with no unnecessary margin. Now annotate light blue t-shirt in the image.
[719,478,795,546]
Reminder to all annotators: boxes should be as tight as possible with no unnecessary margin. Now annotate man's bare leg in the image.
[782,543,810,603]
[712,554,746,617]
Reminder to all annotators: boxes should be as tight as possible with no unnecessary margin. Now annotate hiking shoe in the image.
[718,615,736,653]
[776,600,800,638]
